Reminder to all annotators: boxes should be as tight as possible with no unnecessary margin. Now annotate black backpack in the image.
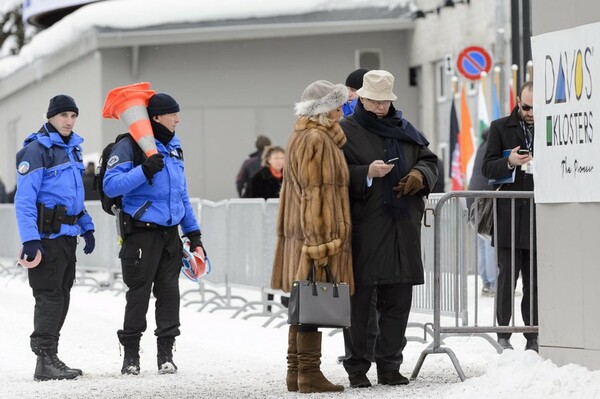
[94,133,145,215]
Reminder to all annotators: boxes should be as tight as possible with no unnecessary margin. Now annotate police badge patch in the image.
[17,161,30,175]
[107,155,119,168]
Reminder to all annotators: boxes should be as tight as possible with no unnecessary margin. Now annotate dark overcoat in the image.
[482,107,535,249]
[340,115,438,287]
[243,166,282,199]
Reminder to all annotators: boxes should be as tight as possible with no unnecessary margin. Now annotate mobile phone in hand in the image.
[386,157,399,164]
[517,149,530,155]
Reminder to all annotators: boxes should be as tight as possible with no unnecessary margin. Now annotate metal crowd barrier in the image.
[411,190,537,382]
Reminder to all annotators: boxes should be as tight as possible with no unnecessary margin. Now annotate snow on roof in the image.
[0,0,409,80]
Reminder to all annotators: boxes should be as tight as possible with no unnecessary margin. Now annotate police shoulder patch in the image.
[107,155,119,168]
[17,161,30,175]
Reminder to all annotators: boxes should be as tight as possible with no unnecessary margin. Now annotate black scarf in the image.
[353,101,429,219]
[151,120,175,146]
[44,122,73,144]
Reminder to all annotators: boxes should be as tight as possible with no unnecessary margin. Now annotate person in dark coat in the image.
[243,146,284,200]
[482,81,537,353]
[0,176,7,203]
[83,162,100,201]
[235,135,271,197]
[340,70,438,388]
[468,129,496,296]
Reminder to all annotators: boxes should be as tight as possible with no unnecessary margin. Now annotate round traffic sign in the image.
[456,46,492,80]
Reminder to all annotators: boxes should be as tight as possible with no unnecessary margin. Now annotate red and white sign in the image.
[456,46,492,80]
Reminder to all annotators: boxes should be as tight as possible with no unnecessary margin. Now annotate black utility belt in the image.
[37,203,84,234]
[132,219,168,230]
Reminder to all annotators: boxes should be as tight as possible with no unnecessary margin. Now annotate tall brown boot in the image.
[286,325,299,392]
[297,331,344,393]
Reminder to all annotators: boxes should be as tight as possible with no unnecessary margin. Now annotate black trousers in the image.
[496,247,538,340]
[28,236,77,354]
[117,226,183,345]
[343,283,413,375]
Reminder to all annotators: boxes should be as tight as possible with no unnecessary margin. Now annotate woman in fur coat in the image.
[271,80,353,393]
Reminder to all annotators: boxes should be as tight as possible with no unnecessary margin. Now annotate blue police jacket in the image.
[342,98,358,117]
[103,135,200,235]
[15,124,94,243]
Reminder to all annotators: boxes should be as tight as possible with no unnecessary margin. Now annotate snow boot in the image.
[297,331,344,393]
[34,351,79,381]
[286,325,299,392]
[157,337,177,374]
[121,344,140,375]
[55,340,83,375]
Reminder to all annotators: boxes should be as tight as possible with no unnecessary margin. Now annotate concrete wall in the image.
[0,52,103,191]
[98,31,413,200]
[532,0,600,370]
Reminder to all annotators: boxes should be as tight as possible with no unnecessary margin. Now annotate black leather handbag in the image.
[288,264,351,328]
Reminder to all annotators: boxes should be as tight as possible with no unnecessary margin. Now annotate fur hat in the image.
[357,70,398,101]
[46,95,79,119]
[345,68,369,90]
[295,80,348,117]
[147,93,180,117]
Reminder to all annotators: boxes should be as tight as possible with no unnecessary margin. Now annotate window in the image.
[355,49,382,70]
[435,60,447,101]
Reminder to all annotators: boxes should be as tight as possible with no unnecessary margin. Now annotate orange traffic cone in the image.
[102,82,157,157]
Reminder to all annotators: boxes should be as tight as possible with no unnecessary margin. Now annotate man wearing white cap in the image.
[340,70,438,388]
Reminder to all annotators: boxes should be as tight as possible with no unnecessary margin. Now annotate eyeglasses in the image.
[364,98,392,107]
[520,103,533,112]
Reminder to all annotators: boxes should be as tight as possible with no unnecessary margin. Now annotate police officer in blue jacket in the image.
[15,94,95,381]
[103,93,205,376]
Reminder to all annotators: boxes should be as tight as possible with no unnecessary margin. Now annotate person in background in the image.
[341,70,438,388]
[243,146,285,200]
[0,174,7,203]
[343,68,369,117]
[431,158,446,193]
[236,135,272,197]
[15,94,95,381]
[482,81,538,353]
[83,161,100,201]
[468,128,496,296]
[103,92,206,375]
[271,80,353,393]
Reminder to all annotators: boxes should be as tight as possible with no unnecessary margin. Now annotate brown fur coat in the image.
[271,117,354,293]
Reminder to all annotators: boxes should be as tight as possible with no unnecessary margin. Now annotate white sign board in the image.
[532,22,600,203]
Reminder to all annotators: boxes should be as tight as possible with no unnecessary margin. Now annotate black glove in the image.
[81,230,95,254]
[141,153,165,182]
[187,232,207,256]
[21,240,44,262]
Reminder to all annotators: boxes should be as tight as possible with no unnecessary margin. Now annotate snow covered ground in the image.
[1,264,598,399]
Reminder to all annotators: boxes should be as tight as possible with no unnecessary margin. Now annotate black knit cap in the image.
[147,93,180,117]
[345,68,370,90]
[46,94,79,119]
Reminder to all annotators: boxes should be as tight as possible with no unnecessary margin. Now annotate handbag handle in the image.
[308,264,340,298]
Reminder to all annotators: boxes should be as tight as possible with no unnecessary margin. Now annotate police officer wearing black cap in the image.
[15,94,95,381]
[103,92,205,375]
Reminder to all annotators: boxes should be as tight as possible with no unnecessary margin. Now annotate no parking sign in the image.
[456,46,492,80]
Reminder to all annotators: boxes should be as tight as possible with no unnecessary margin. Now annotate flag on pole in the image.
[449,98,463,190]
[509,79,516,111]
[459,84,475,188]
[477,82,490,145]
[491,80,501,120]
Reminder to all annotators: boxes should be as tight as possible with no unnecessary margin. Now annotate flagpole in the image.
[526,60,533,81]
[452,75,458,98]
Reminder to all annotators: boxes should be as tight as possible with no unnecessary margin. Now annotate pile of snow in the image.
[0,265,598,399]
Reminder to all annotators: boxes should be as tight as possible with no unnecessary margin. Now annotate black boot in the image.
[157,337,177,374]
[121,344,140,375]
[54,340,83,375]
[34,352,79,381]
